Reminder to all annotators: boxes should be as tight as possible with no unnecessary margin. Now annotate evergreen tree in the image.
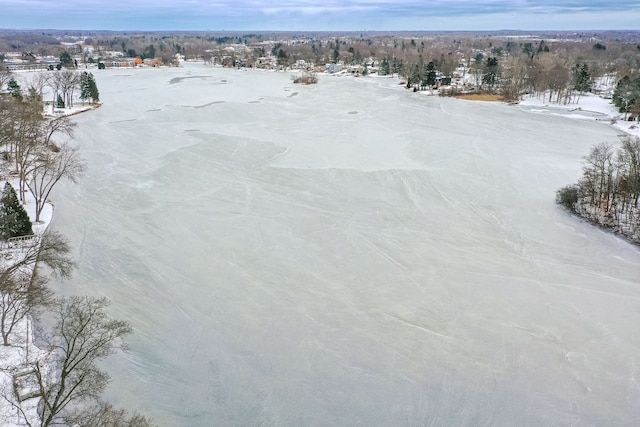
[379,58,390,76]
[537,40,550,53]
[7,78,22,100]
[276,49,288,68]
[60,51,73,67]
[0,182,33,240]
[422,61,437,88]
[87,72,99,103]
[332,41,340,64]
[482,57,500,89]
[56,94,65,108]
[613,76,640,120]
[79,71,91,105]
[142,44,156,59]
[573,63,591,93]
[26,86,42,104]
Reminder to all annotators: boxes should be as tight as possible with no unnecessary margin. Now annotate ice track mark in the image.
[358,232,410,270]
[379,311,452,340]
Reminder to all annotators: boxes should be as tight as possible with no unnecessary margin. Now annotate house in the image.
[143,58,159,67]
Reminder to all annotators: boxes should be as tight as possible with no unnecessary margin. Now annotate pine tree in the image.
[379,58,390,76]
[79,71,91,105]
[60,51,73,67]
[87,72,100,103]
[0,182,33,240]
[7,78,22,100]
[422,61,436,87]
[613,76,640,120]
[573,63,591,93]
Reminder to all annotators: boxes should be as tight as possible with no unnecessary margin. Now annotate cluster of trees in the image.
[2,69,99,110]
[0,92,85,222]
[369,42,600,102]
[557,137,640,243]
[0,74,151,426]
[79,71,100,105]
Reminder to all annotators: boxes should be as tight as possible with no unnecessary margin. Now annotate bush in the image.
[292,72,318,84]
[556,185,579,212]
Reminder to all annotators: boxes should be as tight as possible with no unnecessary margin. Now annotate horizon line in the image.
[2,28,639,33]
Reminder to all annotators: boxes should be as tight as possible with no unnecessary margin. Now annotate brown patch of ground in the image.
[455,94,505,102]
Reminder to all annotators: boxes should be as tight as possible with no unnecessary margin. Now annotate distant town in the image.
[1,29,639,101]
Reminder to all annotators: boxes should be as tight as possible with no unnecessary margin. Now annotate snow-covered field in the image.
[47,63,640,426]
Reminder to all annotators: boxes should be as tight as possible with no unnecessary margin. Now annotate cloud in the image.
[1,0,639,30]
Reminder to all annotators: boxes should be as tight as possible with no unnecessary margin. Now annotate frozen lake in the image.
[51,63,640,426]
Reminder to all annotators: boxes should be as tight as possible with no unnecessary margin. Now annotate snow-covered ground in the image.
[520,93,640,139]
[42,63,640,426]
[0,192,53,427]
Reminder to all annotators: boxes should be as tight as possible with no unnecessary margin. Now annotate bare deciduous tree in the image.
[25,142,85,222]
[0,230,74,280]
[0,67,12,90]
[63,401,155,427]
[0,230,72,346]
[0,273,52,346]
[19,297,133,427]
[0,97,74,204]
[27,73,49,101]
[47,70,80,109]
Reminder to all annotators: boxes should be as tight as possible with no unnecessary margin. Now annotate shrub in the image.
[556,185,579,212]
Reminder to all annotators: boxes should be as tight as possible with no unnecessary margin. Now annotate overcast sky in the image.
[2,0,639,31]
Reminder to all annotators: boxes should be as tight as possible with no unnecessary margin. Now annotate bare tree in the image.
[0,97,42,174]
[0,230,74,280]
[25,142,85,222]
[47,70,80,109]
[500,55,528,101]
[0,96,72,204]
[24,297,133,427]
[0,273,52,346]
[0,230,72,345]
[581,142,616,213]
[0,67,11,90]
[63,401,155,427]
[616,136,640,208]
[558,137,640,242]
[27,73,49,102]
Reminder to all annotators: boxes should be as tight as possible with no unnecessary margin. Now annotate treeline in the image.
[557,137,640,243]
[252,34,640,108]
[0,82,153,426]
[370,38,621,102]
[2,68,99,110]
[3,32,640,113]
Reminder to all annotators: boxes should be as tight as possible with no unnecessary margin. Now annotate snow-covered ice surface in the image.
[49,63,640,426]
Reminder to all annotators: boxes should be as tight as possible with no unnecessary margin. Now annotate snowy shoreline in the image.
[0,197,54,426]
[0,101,93,425]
